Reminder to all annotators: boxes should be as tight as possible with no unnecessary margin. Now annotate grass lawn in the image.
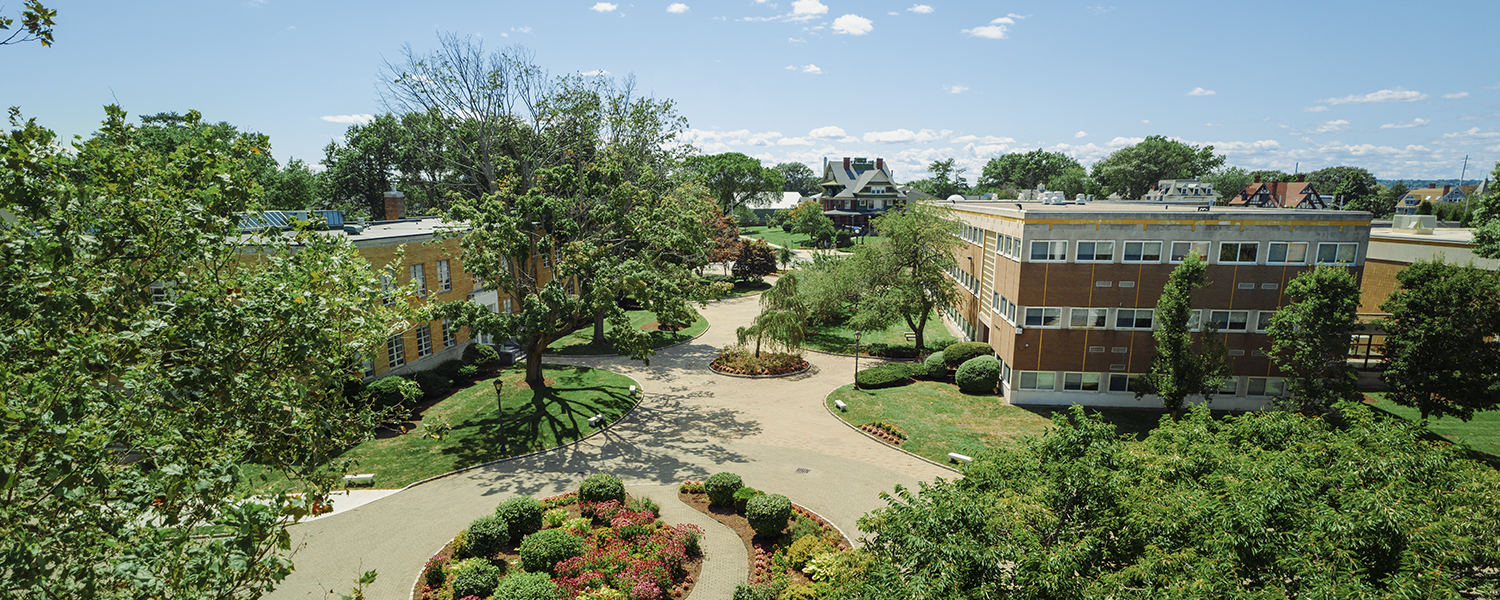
[1365,393,1500,466]
[701,275,774,299]
[546,309,708,355]
[742,228,886,251]
[804,310,958,354]
[241,365,637,494]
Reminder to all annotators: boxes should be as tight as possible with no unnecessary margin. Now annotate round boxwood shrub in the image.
[704,471,744,507]
[492,571,563,600]
[943,341,994,369]
[519,528,585,575]
[365,376,421,409]
[412,370,452,400]
[463,342,501,368]
[855,363,914,389]
[745,493,792,538]
[919,352,948,380]
[461,515,510,559]
[955,355,1001,393]
[578,472,625,504]
[495,496,545,540]
[448,558,503,599]
[732,487,762,514]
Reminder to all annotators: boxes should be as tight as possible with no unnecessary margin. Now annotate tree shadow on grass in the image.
[441,367,636,471]
[1363,403,1500,470]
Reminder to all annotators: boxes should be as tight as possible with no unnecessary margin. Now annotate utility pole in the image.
[1462,155,1472,215]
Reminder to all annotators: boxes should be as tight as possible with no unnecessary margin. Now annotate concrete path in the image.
[265,293,955,600]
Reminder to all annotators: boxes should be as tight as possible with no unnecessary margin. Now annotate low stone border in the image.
[820,386,962,475]
[708,360,812,379]
[542,316,713,358]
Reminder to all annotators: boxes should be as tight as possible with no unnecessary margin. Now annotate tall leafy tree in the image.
[1091,136,1225,199]
[846,203,962,351]
[909,158,967,198]
[1201,165,1251,204]
[263,157,320,210]
[319,114,400,219]
[1135,252,1230,415]
[1307,165,1376,201]
[1469,162,1500,258]
[1267,267,1362,413]
[789,199,836,248]
[682,152,784,213]
[0,0,54,46]
[774,161,820,195]
[736,272,807,357]
[0,107,409,599]
[979,148,1082,191]
[1380,259,1500,420]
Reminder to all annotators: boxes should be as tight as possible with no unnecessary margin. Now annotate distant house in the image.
[1141,179,1221,203]
[1226,175,1327,209]
[1396,183,1466,214]
[818,157,912,230]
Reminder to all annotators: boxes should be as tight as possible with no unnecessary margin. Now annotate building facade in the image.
[1395,183,1466,214]
[1226,176,1328,209]
[1359,216,1500,314]
[818,157,910,231]
[941,201,1371,410]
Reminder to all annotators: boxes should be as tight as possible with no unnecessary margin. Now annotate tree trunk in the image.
[591,310,607,346]
[908,313,925,351]
[525,336,549,388]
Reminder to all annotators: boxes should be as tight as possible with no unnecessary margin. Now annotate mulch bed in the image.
[642,321,685,332]
[412,494,704,600]
[676,489,849,586]
[708,357,811,377]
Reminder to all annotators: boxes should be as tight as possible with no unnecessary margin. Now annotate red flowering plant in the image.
[552,521,704,599]
[580,499,624,522]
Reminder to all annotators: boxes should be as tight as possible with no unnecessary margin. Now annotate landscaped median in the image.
[546,309,710,356]
[825,381,1054,465]
[803,310,957,357]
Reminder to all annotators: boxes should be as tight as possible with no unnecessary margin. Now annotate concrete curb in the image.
[820,386,963,476]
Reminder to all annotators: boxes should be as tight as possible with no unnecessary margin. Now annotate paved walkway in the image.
[265,293,955,600]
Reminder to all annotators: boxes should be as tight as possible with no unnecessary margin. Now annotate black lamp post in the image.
[853,330,862,388]
[493,378,506,456]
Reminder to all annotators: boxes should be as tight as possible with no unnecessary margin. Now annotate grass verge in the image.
[546,309,708,355]
[1365,393,1500,467]
[805,310,958,354]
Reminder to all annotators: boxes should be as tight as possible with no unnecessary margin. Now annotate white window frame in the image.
[1029,240,1067,263]
[1122,241,1163,263]
[1024,307,1063,328]
[1069,307,1108,329]
[1186,309,1203,332]
[1115,308,1155,330]
[1315,242,1358,266]
[410,264,426,297]
[1247,377,1286,397]
[1018,371,1057,391]
[442,318,457,347]
[416,323,433,358]
[1255,311,1274,333]
[1218,242,1260,265]
[1266,242,1309,265]
[503,298,514,314]
[362,359,375,378]
[387,335,406,368]
[1218,377,1240,396]
[436,259,453,292]
[1075,241,1115,263]
[1107,373,1139,393]
[1169,241,1210,263]
[1062,372,1101,392]
[1210,310,1250,332]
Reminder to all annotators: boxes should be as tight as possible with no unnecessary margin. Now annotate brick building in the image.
[940,200,1371,410]
[1360,216,1500,314]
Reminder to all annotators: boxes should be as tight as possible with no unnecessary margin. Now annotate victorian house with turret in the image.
[818,157,922,231]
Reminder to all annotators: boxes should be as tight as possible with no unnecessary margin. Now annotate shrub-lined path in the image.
[266,290,956,600]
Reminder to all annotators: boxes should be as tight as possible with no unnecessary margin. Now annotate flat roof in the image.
[238,217,467,247]
[944,200,1372,223]
[1370,226,1476,246]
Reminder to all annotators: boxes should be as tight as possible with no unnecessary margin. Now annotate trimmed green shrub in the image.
[781,583,826,600]
[855,363,914,389]
[495,496,545,540]
[456,364,479,379]
[942,341,993,369]
[918,352,948,380]
[422,554,447,588]
[628,497,660,516]
[461,515,510,559]
[463,342,501,368]
[578,472,625,504]
[365,376,421,409]
[704,472,744,507]
[926,338,957,353]
[543,507,569,528]
[835,231,853,248]
[518,528,585,575]
[781,222,793,233]
[789,514,822,542]
[492,571,563,600]
[746,493,792,537]
[448,557,503,599]
[955,355,1001,393]
[412,370,451,400]
[435,358,466,381]
[874,344,919,359]
[733,487,762,513]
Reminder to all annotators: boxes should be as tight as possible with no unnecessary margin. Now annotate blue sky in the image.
[7,1,1500,182]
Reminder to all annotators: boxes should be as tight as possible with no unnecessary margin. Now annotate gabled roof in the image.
[1226,181,1325,209]
[820,157,902,199]
[1402,187,1457,201]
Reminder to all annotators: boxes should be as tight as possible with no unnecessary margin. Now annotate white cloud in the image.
[951,135,1015,144]
[1302,106,1329,112]
[1439,127,1500,145]
[321,114,374,125]
[778,137,814,146]
[581,69,610,76]
[590,3,618,13]
[1482,82,1500,90]
[287,25,295,30]
[788,37,805,43]
[809,126,846,139]
[1379,118,1430,130]
[1207,139,1281,153]
[667,3,688,13]
[1089,5,1114,14]
[963,143,1012,158]
[1107,136,1145,147]
[801,64,823,74]
[862,128,952,144]
[989,16,1015,25]
[1186,87,1216,96]
[792,0,827,18]
[1075,131,1088,138]
[1442,92,1469,99]
[1319,87,1428,105]
[944,84,969,94]
[1141,120,1150,124]
[1307,119,1351,134]
[512,26,532,34]
[962,24,1008,38]
[907,4,933,13]
[832,14,873,35]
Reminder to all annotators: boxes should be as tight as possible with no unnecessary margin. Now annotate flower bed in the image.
[415,479,703,600]
[858,421,907,446]
[677,478,855,598]
[709,349,809,377]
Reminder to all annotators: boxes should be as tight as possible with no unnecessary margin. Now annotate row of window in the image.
[383,259,461,305]
[997,233,1022,260]
[1024,240,1359,266]
[946,264,979,295]
[990,292,1018,325]
[958,224,984,245]
[384,319,461,370]
[1015,371,1287,397]
[1021,306,1277,333]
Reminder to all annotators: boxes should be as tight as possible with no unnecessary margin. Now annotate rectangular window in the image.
[1247,377,1286,397]
[387,335,406,368]
[1219,242,1259,264]
[1019,371,1057,391]
[1218,377,1240,395]
[436,259,453,292]
[991,292,999,311]
[410,264,426,296]
[1024,307,1062,328]
[1108,373,1135,392]
[1267,242,1309,264]
[381,273,396,306]
[1029,240,1067,262]
[442,318,457,347]
[1169,241,1210,263]
[1063,372,1100,391]
[149,280,175,305]
[362,359,375,378]
[1255,311,1273,333]
[503,298,514,314]
[1187,309,1203,331]
[1069,307,1108,329]
[416,324,433,358]
[1123,241,1162,263]
[1076,241,1115,262]
[1002,236,1013,257]
[1210,310,1249,331]
[1315,242,1358,265]
[1005,299,1016,323]
[1115,309,1154,330]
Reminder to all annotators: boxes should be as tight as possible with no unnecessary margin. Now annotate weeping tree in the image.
[737,273,808,357]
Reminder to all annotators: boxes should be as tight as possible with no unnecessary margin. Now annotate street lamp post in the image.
[853,331,862,388]
[493,378,506,456]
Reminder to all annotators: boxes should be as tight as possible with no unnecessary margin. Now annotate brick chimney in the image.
[843,157,851,170]
[383,190,406,221]
[876,158,884,171]
[1443,184,1451,195]
[1429,183,1437,188]
[1296,173,1305,183]
[1253,174,1261,183]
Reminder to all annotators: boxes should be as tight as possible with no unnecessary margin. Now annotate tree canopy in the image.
[908,158,967,199]
[847,203,962,350]
[682,152,784,213]
[1267,267,1362,413]
[1470,162,1500,258]
[775,161,821,195]
[1201,165,1251,204]
[978,149,1082,192]
[1091,136,1225,199]
[0,0,55,47]
[1135,253,1230,414]
[1380,259,1500,420]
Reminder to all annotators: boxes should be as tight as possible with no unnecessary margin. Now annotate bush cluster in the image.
[495,496,544,540]
[434,358,466,381]
[943,342,994,369]
[745,493,792,537]
[518,528,585,575]
[955,355,1001,394]
[463,342,501,369]
[926,338,957,353]
[461,515,510,559]
[365,376,421,409]
[492,571,563,600]
[704,472,744,507]
[579,473,625,504]
[422,554,447,588]
[447,558,503,599]
[855,363,915,389]
[918,352,948,380]
[412,370,452,400]
[733,487,762,513]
